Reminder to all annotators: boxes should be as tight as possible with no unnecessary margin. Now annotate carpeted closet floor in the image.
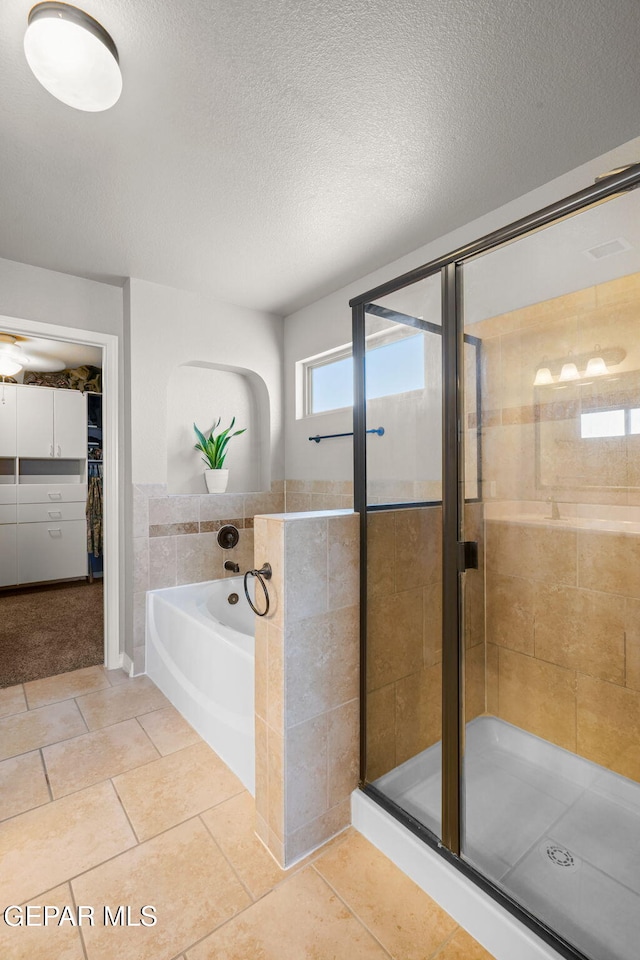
[0,580,103,687]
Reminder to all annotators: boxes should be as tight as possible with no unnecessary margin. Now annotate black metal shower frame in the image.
[350,161,640,960]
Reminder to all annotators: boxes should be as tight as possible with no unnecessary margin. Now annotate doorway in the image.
[0,316,120,677]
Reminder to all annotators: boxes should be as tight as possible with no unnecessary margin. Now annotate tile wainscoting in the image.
[131,481,285,673]
[132,479,358,672]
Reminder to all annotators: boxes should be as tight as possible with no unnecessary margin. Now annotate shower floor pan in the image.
[374,716,640,960]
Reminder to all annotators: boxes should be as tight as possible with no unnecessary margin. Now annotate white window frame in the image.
[297,327,426,420]
[299,343,353,419]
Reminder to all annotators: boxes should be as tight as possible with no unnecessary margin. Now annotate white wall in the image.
[283,136,640,481]
[0,257,122,336]
[167,365,261,494]
[127,279,283,487]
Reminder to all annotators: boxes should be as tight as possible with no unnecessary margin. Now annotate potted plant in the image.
[193,417,246,493]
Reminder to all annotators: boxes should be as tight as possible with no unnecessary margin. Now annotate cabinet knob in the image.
[48,528,62,538]
[56,445,61,457]
[48,493,62,500]
[49,444,54,457]
[48,511,62,519]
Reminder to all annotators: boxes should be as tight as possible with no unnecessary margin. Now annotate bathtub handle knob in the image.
[244,564,272,617]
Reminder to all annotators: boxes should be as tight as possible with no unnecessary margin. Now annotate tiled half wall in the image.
[253,511,360,867]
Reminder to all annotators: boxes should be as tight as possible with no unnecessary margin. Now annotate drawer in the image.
[18,501,86,523]
[0,485,17,505]
[17,519,87,584]
[18,483,87,505]
[0,504,17,524]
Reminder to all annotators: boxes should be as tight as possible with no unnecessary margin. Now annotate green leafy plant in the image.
[193,417,246,470]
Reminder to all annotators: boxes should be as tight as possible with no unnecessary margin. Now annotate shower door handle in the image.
[458,541,478,571]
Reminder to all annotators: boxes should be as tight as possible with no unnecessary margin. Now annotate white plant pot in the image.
[204,469,229,493]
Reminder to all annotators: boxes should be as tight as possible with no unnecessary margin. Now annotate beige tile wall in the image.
[478,271,640,781]
[284,479,353,513]
[474,272,640,507]
[253,511,359,867]
[486,519,640,778]
[365,504,485,782]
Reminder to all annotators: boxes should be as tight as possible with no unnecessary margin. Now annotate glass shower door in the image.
[362,272,445,840]
[460,186,640,960]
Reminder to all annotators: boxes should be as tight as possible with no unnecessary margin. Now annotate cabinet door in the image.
[54,390,87,459]
[0,523,17,587]
[17,520,87,584]
[0,384,17,457]
[17,387,54,457]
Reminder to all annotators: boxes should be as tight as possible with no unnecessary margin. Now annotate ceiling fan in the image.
[0,334,67,377]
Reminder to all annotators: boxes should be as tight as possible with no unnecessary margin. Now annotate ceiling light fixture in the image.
[24,2,122,112]
[0,335,30,377]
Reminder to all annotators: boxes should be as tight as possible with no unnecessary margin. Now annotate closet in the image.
[0,383,88,587]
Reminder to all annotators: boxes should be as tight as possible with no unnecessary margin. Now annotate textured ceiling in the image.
[0,0,639,316]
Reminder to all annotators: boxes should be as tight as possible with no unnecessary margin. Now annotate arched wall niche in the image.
[166,361,271,494]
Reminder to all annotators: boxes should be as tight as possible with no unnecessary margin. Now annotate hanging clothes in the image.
[86,465,103,558]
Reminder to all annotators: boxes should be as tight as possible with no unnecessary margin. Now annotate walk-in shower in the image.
[352,162,640,960]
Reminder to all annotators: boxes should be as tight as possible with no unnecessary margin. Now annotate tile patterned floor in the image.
[0,666,496,960]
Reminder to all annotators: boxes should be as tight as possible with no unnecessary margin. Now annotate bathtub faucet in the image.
[224,560,240,573]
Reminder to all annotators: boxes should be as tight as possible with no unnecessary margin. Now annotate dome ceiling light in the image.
[24,2,122,112]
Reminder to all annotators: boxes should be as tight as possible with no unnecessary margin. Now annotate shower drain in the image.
[546,843,575,869]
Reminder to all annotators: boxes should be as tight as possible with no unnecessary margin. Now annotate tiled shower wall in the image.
[365,503,485,781]
[477,271,640,781]
[131,481,284,672]
[485,516,640,781]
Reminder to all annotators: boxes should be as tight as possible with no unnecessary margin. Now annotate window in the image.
[580,408,640,438]
[308,348,353,414]
[302,333,425,417]
[580,409,625,438]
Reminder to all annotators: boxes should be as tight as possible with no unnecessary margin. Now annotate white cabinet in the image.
[15,483,87,585]
[16,386,53,457]
[53,389,87,458]
[0,522,17,587]
[0,485,17,586]
[18,520,87,584]
[1,385,90,586]
[0,384,17,456]
[17,386,86,459]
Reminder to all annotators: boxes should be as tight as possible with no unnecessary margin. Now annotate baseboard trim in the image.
[122,653,134,677]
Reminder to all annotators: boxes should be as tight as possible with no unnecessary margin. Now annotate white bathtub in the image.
[145,576,255,793]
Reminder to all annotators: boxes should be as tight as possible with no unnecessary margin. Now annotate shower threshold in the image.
[372,716,640,960]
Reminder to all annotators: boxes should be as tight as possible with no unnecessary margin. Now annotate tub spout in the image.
[224,560,240,573]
